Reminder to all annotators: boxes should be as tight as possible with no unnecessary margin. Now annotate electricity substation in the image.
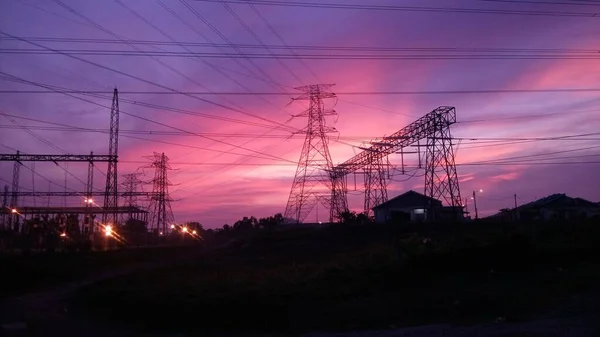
[284,84,463,223]
[0,89,176,250]
[0,83,465,251]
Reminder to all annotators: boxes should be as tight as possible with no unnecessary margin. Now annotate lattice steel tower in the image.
[364,154,388,216]
[424,112,462,213]
[121,173,143,221]
[103,88,120,226]
[146,152,174,234]
[284,84,338,223]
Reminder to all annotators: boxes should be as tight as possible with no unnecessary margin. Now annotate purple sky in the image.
[1,0,599,227]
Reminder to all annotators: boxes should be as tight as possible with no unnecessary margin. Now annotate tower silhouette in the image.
[284,84,338,223]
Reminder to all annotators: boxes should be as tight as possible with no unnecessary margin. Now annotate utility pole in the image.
[472,190,479,220]
[513,193,518,222]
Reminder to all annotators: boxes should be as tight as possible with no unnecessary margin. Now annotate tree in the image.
[258,213,285,230]
[186,221,204,233]
[338,210,373,225]
[233,216,258,232]
[123,218,147,233]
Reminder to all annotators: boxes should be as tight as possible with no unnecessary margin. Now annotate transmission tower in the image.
[424,113,462,218]
[121,173,143,222]
[330,106,463,220]
[103,88,120,226]
[363,154,388,216]
[146,152,174,234]
[284,84,338,223]
[122,173,143,208]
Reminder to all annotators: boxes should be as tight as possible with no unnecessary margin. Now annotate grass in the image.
[0,245,205,299]
[71,221,600,334]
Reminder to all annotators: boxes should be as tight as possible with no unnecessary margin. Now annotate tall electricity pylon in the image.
[121,173,143,222]
[146,152,174,234]
[284,84,338,223]
[103,88,119,226]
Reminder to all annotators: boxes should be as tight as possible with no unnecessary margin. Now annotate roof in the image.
[518,193,599,210]
[489,193,599,218]
[373,190,442,210]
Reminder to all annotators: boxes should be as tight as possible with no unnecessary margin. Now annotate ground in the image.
[2,221,600,336]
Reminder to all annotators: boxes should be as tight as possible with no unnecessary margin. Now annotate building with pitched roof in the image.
[372,190,463,223]
[490,193,600,221]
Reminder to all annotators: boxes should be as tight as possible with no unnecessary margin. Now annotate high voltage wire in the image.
[4,88,600,95]
[474,0,600,7]
[0,73,297,163]
[0,72,359,149]
[2,36,599,54]
[190,0,600,17]
[5,48,600,60]
[177,0,286,91]
[0,113,292,162]
[41,0,295,133]
[0,73,296,132]
[2,123,599,144]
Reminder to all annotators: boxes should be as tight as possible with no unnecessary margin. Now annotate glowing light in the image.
[85,198,93,204]
[60,233,67,237]
[11,208,17,214]
[192,230,197,235]
[105,225,113,237]
[479,189,484,193]
[170,224,175,229]
[159,232,163,235]
[182,227,188,233]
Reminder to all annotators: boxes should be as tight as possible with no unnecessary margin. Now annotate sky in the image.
[0,0,599,228]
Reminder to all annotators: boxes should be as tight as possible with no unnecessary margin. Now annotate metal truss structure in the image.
[11,191,152,197]
[146,152,174,234]
[103,88,120,226]
[330,106,462,221]
[0,154,113,162]
[0,88,121,232]
[363,155,388,216]
[284,84,338,223]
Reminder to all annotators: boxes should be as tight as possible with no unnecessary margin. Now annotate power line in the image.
[6,48,600,59]
[3,121,598,146]
[2,36,599,55]
[4,88,600,95]
[190,0,600,18]
[218,0,305,84]
[155,0,284,89]
[0,73,297,132]
[0,72,297,163]
[178,0,287,91]
[46,0,296,133]
[473,0,600,7]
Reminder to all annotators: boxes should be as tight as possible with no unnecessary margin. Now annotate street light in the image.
[182,227,188,233]
[11,208,17,214]
[105,225,113,237]
[472,189,483,220]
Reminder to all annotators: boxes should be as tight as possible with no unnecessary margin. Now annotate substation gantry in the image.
[329,106,463,222]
